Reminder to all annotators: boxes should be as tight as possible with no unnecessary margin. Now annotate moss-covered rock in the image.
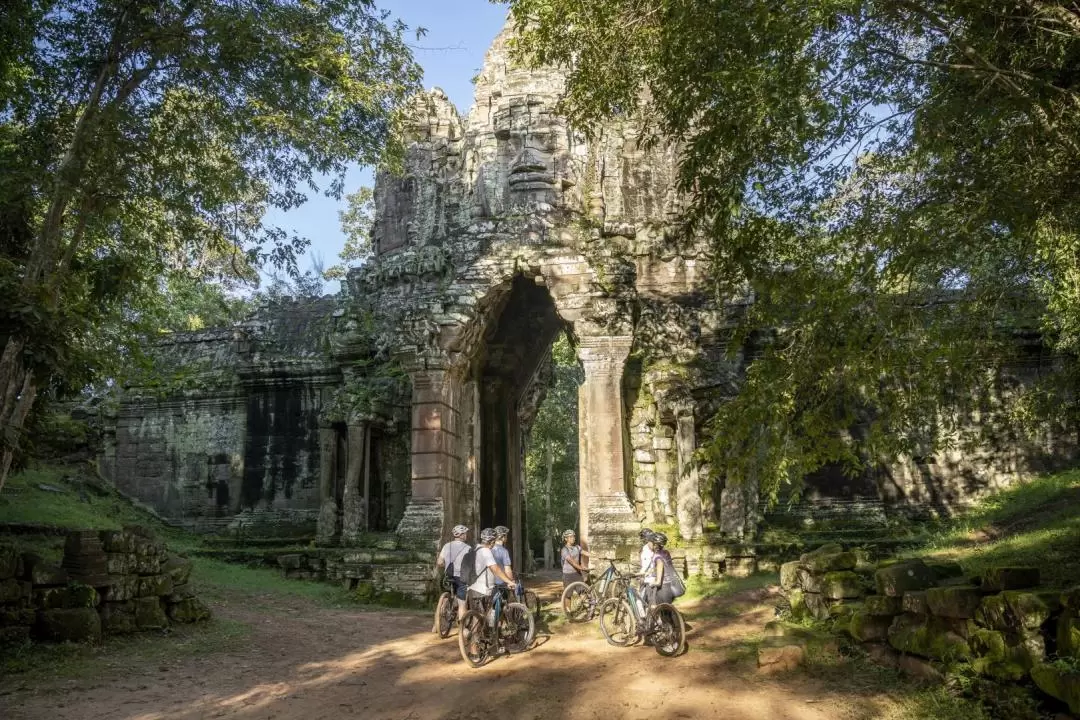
[887,613,972,661]
[0,545,20,581]
[780,561,802,590]
[137,574,173,598]
[35,607,102,643]
[100,601,137,634]
[162,554,193,586]
[982,567,1040,592]
[133,597,168,629]
[796,567,822,593]
[1003,590,1060,630]
[33,584,99,610]
[926,585,983,619]
[968,628,1038,680]
[975,593,1011,631]
[1031,663,1080,715]
[805,592,832,621]
[903,591,929,615]
[850,612,893,642]
[822,571,865,600]
[167,583,195,603]
[1061,586,1080,610]
[864,595,903,616]
[806,552,858,574]
[0,577,26,603]
[104,574,140,602]
[800,543,844,562]
[784,588,808,620]
[22,554,68,586]
[1058,614,1080,659]
[167,598,211,624]
[876,560,936,597]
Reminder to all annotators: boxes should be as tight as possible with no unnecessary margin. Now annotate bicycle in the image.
[599,579,686,656]
[434,575,460,639]
[458,585,536,667]
[560,560,625,623]
[512,574,542,619]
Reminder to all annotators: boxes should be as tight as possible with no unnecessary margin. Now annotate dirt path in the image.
[1,574,895,720]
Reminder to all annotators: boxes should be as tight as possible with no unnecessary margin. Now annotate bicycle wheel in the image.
[599,597,637,647]
[458,610,489,667]
[561,581,596,623]
[524,590,541,619]
[436,591,456,638]
[501,601,536,653]
[650,603,686,657]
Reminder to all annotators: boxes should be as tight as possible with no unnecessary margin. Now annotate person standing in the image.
[559,529,588,587]
[492,525,516,589]
[468,527,518,607]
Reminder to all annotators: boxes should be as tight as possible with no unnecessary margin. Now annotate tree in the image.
[325,186,375,280]
[505,1,1080,503]
[0,0,422,490]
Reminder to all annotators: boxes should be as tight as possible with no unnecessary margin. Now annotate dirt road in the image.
[1,574,896,720]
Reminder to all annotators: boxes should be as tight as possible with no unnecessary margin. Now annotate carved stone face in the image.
[492,98,568,207]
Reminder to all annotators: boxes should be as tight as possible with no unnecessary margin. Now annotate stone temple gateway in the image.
[103,22,1074,594]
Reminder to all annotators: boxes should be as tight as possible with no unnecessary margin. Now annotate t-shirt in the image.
[468,545,499,595]
[654,549,674,586]
[439,539,470,578]
[492,544,512,586]
[639,544,655,576]
[560,544,582,574]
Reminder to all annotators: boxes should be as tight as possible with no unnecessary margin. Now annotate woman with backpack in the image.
[643,531,684,606]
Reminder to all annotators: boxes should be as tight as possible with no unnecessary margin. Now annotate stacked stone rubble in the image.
[0,527,210,645]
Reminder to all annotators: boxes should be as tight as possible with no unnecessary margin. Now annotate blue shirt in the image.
[492,544,511,585]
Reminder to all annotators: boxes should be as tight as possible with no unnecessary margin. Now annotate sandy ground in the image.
[0,573,896,720]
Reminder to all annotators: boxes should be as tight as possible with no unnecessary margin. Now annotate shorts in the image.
[563,572,583,588]
[643,584,675,606]
[451,578,467,601]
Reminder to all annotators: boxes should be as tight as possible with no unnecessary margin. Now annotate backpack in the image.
[457,545,479,586]
[662,555,686,599]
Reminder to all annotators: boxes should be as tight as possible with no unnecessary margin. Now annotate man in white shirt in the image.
[468,527,518,604]
[639,528,655,576]
[434,524,471,622]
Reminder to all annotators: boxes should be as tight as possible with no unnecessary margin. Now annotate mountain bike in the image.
[509,577,542,619]
[599,580,686,656]
[560,560,625,623]
[435,575,459,639]
[458,586,535,667]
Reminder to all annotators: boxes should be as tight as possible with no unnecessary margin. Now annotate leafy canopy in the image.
[505,0,1080,503]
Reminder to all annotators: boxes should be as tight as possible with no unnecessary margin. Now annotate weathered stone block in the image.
[850,612,893,642]
[982,567,1040,592]
[926,585,983,618]
[1061,586,1080,610]
[36,607,102,643]
[137,574,173,598]
[800,543,844,562]
[1032,663,1080,715]
[779,561,802,590]
[822,571,865,600]
[167,583,196,602]
[876,560,936,597]
[864,595,903,616]
[795,567,822,593]
[278,554,303,570]
[22,554,69,586]
[100,530,135,553]
[0,545,20,580]
[133,597,168,629]
[805,592,831,621]
[100,601,137,634]
[105,553,133,575]
[33,585,99,610]
[103,574,140,602]
[975,593,1011,631]
[970,628,1030,680]
[1003,590,1060,630]
[805,551,857,574]
[887,613,971,661]
[162,554,193,585]
[0,577,25,603]
[0,606,35,627]
[903,591,930,615]
[897,654,944,682]
[167,598,211,624]
[132,554,162,575]
[757,637,805,673]
[925,561,965,582]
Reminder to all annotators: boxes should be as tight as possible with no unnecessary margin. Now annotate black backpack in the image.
[457,545,479,585]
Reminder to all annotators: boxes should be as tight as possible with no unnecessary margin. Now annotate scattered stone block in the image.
[36,607,102,643]
[876,560,936,597]
[1058,614,1080,659]
[829,602,858,626]
[897,654,944,682]
[805,592,831,621]
[822,571,865,600]
[1032,663,1080,715]
[780,561,801,590]
[982,567,1040,592]
[850,612,893,642]
[1003,590,1061,630]
[969,628,1032,680]
[167,583,196,602]
[133,597,168,630]
[903,591,930,615]
[887,613,971,661]
[796,567,822,593]
[800,543,844,563]
[167,598,211,624]
[757,637,805,673]
[975,594,1011,631]
[863,642,900,668]
[926,585,983,618]
[803,550,857,574]
[864,595,903,616]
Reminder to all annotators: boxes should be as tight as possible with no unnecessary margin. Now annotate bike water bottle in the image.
[486,607,496,627]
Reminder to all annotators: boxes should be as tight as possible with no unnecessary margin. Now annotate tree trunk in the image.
[0,363,37,493]
[543,442,554,569]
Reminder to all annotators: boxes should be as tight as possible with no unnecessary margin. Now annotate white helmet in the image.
[452,524,469,538]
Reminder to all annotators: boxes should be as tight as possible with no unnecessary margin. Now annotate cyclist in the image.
[468,527,518,608]
[434,524,471,623]
[638,527,654,576]
[492,525,517,588]
[643,531,676,606]
[560,529,589,588]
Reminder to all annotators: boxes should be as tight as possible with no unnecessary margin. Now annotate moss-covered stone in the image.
[35,607,102,643]
[133,597,168,629]
[925,561,965,582]
[887,613,972,661]
[104,574,140,602]
[0,607,35,627]
[850,612,893,642]
[100,601,137,634]
[981,567,1040,592]
[167,583,195,603]
[864,595,903,616]
[926,585,983,618]
[167,598,211,624]
[1061,586,1080,610]
[796,567,822,593]
[1031,663,1080,715]
[806,552,858,574]
[22,554,69,586]
[137,574,173,598]
[823,571,865,600]
[968,628,1034,680]
[800,543,844,562]
[1058,614,1080,659]
[1003,590,1060,630]
[805,592,831,621]
[876,560,936,597]
[0,577,25,603]
[0,545,20,581]
[903,591,929,615]
[780,561,802,590]
[162,554,193,585]
[33,584,99,610]
[975,593,1011,631]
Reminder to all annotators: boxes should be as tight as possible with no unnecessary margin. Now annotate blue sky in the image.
[262,1,509,290]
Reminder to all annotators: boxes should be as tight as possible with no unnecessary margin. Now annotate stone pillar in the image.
[341,421,368,545]
[674,402,705,541]
[395,369,464,549]
[315,423,340,546]
[576,336,637,555]
[720,475,759,540]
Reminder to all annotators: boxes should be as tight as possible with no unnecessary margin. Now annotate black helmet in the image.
[650,531,668,548]
[639,528,653,541]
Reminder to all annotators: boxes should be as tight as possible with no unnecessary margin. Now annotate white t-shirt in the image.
[439,540,470,577]
[468,545,499,595]
[640,544,655,576]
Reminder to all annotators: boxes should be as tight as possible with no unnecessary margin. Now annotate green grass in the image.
[904,467,1080,588]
